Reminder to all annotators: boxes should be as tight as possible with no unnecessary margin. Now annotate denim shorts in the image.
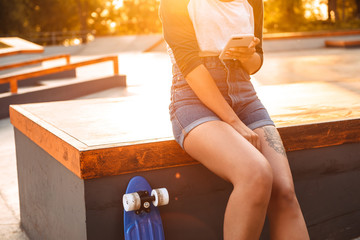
[169,56,275,149]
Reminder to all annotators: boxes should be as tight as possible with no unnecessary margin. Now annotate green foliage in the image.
[264,0,306,32]
[28,0,79,32]
[87,0,162,35]
[1,0,359,43]
[117,0,162,34]
[264,0,360,33]
[0,0,30,35]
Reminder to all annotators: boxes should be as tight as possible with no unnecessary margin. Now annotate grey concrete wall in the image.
[14,126,360,239]
[14,129,87,240]
[288,143,360,239]
[85,164,231,240]
[84,142,360,240]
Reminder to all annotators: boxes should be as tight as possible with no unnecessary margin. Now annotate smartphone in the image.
[219,34,254,60]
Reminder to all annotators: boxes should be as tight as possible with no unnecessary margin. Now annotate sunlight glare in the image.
[101,9,109,17]
[109,21,117,32]
[112,0,124,10]
[73,38,81,45]
[87,34,95,42]
[303,0,328,20]
[110,22,117,29]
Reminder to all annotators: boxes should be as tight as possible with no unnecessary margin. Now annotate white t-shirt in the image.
[188,0,254,56]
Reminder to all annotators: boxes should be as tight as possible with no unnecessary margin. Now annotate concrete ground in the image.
[1,35,360,239]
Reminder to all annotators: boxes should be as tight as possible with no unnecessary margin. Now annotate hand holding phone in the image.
[219,34,254,60]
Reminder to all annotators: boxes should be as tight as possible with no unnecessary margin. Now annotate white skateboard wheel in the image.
[123,192,141,212]
[151,188,169,207]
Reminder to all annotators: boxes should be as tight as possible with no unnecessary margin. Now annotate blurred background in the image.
[0,1,360,239]
[0,0,359,46]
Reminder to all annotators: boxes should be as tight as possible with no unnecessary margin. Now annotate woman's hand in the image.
[229,119,261,150]
[225,37,260,62]
[224,37,262,74]
[186,64,261,150]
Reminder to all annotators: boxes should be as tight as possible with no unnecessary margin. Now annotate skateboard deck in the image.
[123,176,168,240]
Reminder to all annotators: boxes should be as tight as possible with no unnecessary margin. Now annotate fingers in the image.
[249,37,260,48]
[256,134,261,151]
[225,37,260,62]
[249,131,261,151]
[239,128,261,151]
[226,48,255,61]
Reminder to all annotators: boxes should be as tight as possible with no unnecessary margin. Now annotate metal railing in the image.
[25,30,95,46]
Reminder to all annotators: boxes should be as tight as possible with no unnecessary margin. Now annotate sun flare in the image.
[304,0,328,20]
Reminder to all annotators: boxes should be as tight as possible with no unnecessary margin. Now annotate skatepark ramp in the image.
[75,34,163,56]
[0,42,126,119]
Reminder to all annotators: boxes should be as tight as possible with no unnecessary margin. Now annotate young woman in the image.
[160,0,310,239]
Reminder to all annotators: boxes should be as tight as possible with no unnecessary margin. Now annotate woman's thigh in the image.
[254,126,295,192]
[183,120,271,185]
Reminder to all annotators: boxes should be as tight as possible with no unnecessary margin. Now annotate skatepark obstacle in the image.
[10,92,360,239]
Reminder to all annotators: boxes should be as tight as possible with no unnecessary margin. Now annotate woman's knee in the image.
[271,181,299,209]
[232,156,273,206]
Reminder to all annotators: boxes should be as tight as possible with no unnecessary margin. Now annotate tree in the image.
[28,0,79,32]
[22,0,104,44]
[264,0,305,32]
[74,0,104,42]
[327,0,360,21]
[0,0,30,36]
[356,0,360,18]
[87,0,162,35]
[328,0,339,21]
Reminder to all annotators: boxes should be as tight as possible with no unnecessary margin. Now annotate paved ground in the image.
[1,35,360,239]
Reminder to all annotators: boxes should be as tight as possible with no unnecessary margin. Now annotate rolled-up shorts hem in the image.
[176,117,275,149]
[247,119,275,131]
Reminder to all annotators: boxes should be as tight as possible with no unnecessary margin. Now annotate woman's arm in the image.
[226,37,262,75]
[186,64,260,149]
[159,0,202,77]
[160,0,261,149]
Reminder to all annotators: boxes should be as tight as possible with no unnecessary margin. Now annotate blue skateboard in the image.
[123,176,169,240]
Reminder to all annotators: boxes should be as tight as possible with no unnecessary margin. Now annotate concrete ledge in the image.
[1,75,126,119]
[0,55,120,94]
[9,97,360,179]
[263,29,360,40]
[0,69,76,93]
[0,37,44,57]
[325,39,360,48]
[9,89,360,239]
[12,128,360,240]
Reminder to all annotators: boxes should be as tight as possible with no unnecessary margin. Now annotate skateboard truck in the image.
[135,191,153,214]
[123,188,169,214]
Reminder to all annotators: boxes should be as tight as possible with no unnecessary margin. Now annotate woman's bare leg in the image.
[254,126,310,240]
[184,120,273,240]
